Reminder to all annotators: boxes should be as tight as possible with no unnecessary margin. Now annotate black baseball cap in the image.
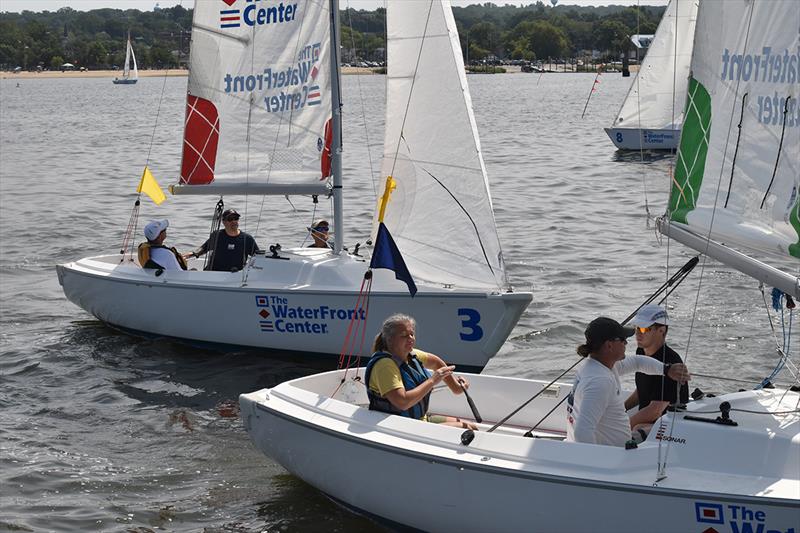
[585,317,635,345]
[222,209,239,220]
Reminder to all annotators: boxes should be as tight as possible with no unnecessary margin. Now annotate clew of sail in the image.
[378,0,507,291]
[613,0,697,132]
[660,0,800,296]
[174,1,332,195]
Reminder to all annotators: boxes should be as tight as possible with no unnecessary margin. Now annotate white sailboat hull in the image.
[240,370,800,532]
[57,250,531,371]
[604,127,680,150]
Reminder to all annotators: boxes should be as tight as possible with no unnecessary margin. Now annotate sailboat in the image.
[605,0,697,150]
[112,32,139,85]
[57,0,531,371]
[240,1,799,530]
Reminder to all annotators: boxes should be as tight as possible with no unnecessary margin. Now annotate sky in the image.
[0,0,668,13]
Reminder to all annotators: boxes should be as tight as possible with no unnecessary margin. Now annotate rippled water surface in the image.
[0,71,789,532]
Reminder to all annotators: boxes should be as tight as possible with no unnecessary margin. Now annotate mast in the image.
[329,0,344,254]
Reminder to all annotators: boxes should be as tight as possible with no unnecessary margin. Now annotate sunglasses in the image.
[613,337,628,344]
[224,216,240,222]
[636,326,662,333]
[314,226,329,232]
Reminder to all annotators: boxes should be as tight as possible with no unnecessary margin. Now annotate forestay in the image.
[663,0,800,293]
[612,0,697,132]
[378,1,507,290]
[175,1,332,194]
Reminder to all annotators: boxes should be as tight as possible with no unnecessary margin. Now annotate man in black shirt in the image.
[625,304,689,435]
[186,209,260,272]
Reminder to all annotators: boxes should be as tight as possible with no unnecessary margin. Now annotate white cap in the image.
[630,304,669,327]
[144,219,169,241]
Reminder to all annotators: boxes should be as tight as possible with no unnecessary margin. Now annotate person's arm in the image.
[572,378,612,445]
[629,400,669,428]
[419,350,463,394]
[624,389,639,411]
[384,365,454,411]
[618,355,691,384]
[186,237,210,259]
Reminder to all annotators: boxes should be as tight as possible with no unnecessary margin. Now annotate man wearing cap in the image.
[565,316,690,447]
[139,219,187,271]
[625,305,689,436]
[186,209,260,272]
[307,219,331,249]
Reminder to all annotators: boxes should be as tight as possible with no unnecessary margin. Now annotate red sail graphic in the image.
[320,117,333,180]
[180,95,219,185]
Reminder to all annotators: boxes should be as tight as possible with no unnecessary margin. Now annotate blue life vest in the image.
[364,351,431,420]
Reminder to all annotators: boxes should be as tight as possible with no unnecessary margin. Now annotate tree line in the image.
[0,2,665,71]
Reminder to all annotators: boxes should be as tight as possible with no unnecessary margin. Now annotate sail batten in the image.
[664,0,800,290]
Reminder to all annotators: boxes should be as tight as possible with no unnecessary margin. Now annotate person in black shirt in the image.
[625,304,689,437]
[185,209,260,272]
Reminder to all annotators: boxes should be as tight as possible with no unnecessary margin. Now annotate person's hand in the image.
[457,376,470,390]
[668,363,691,383]
[181,252,194,259]
[430,365,455,384]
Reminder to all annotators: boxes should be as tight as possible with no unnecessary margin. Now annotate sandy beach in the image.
[1,66,381,80]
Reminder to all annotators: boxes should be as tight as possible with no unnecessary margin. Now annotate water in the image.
[0,72,789,532]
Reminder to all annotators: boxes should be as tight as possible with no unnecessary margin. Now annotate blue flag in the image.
[370,222,417,296]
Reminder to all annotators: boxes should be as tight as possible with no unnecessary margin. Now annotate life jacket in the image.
[364,351,430,420]
[137,242,188,271]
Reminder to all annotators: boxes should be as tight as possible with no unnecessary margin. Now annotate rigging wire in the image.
[634,0,652,223]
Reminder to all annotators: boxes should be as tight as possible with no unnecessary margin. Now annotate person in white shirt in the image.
[140,219,187,271]
[565,316,690,447]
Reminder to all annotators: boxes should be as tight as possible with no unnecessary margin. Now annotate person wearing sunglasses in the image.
[565,316,690,447]
[185,209,261,272]
[307,219,331,249]
[624,305,690,441]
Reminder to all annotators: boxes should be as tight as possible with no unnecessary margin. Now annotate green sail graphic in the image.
[669,77,711,224]
[788,189,800,258]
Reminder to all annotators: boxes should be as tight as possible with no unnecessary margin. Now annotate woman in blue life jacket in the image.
[364,314,478,430]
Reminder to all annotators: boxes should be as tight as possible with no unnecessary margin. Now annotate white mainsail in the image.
[175,1,332,193]
[612,0,697,134]
[378,0,507,290]
[660,0,800,296]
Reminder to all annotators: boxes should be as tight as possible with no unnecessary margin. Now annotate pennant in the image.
[370,222,417,296]
[137,166,166,205]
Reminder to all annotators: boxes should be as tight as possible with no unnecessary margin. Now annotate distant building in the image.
[154,3,162,11]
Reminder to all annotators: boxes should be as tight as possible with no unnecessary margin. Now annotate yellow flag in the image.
[137,166,166,205]
[377,175,396,223]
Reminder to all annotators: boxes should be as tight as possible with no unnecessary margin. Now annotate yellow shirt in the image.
[368,349,431,397]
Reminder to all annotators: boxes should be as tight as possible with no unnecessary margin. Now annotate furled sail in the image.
[174,1,332,196]
[612,0,697,132]
[660,0,800,296]
[378,0,507,290]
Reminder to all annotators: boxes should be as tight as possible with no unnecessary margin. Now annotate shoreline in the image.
[1,64,636,80]
[1,66,381,80]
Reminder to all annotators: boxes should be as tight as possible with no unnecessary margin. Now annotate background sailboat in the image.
[112,32,138,85]
[605,0,697,150]
[57,0,531,371]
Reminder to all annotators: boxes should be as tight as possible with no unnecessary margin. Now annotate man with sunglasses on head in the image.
[625,305,690,441]
[566,316,690,447]
[185,209,260,272]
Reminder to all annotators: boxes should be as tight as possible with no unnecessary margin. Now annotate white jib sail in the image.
[129,38,138,80]
[612,0,697,131]
[180,1,332,187]
[667,0,800,273]
[378,0,507,290]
